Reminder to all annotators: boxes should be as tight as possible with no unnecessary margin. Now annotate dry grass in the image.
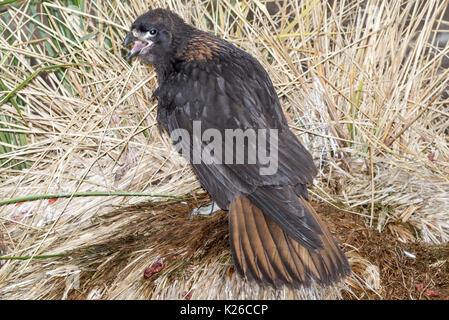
[0,0,448,299]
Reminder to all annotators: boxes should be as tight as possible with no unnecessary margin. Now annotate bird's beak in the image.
[123,32,152,59]
[123,33,135,48]
[123,33,139,59]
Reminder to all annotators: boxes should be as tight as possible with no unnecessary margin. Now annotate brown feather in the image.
[229,195,351,288]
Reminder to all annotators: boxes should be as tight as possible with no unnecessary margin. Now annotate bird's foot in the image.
[189,202,220,219]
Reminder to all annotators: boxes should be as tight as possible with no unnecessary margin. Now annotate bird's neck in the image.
[153,25,197,83]
[154,61,174,83]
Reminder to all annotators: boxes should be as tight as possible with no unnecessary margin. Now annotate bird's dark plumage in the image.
[124,8,351,288]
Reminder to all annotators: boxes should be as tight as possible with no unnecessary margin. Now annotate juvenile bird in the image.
[123,7,351,289]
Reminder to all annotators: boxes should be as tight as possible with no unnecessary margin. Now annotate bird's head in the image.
[123,8,190,64]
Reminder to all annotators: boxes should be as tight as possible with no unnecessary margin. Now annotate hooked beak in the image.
[123,33,135,48]
[123,32,153,59]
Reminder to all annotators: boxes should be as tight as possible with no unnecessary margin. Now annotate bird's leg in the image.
[189,201,220,219]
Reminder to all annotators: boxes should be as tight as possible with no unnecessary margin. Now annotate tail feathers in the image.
[229,195,351,288]
[247,185,323,251]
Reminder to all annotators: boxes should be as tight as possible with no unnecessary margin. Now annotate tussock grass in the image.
[0,0,448,299]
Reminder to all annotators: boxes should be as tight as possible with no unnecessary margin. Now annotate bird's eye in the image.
[149,28,158,36]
